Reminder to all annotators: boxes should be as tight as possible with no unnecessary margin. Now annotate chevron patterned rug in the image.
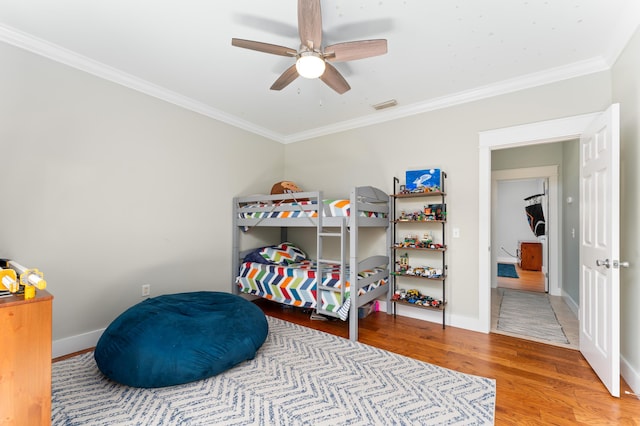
[52,317,496,425]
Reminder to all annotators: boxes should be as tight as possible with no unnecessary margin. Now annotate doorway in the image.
[477,112,600,334]
[478,107,622,396]
[489,161,577,348]
[493,173,550,294]
[491,165,559,295]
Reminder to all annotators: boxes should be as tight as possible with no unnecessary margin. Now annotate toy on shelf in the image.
[394,254,444,278]
[393,232,445,250]
[396,253,409,273]
[392,288,442,308]
[397,204,446,222]
[397,185,442,195]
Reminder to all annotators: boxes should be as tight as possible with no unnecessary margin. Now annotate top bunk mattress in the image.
[238,199,386,220]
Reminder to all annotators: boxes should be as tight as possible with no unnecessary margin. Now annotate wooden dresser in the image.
[519,241,543,271]
[0,290,53,425]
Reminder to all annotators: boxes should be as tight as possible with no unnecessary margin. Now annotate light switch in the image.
[452,228,460,238]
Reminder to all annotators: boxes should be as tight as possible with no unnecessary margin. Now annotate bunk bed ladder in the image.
[314,217,348,319]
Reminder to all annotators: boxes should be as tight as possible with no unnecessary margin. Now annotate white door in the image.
[579,103,620,397]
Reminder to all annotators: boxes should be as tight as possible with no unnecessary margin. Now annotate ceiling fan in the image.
[231,0,388,94]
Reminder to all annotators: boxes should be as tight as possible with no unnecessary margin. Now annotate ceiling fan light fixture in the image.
[296,52,326,79]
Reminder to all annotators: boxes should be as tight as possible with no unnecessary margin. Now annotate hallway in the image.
[491,263,579,349]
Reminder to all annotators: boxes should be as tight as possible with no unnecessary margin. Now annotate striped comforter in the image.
[236,260,386,318]
[238,199,386,220]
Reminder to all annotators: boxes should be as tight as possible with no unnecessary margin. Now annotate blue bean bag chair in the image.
[94,291,268,388]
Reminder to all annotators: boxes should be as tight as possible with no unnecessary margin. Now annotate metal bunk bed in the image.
[231,186,391,341]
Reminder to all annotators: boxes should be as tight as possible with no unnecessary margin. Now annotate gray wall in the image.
[0,41,284,344]
[562,140,580,303]
[492,143,564,171]
[284,72,612,325]
[612,25,640,392]
[494,179,546,264]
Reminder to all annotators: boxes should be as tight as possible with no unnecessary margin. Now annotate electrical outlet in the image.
[141,284,150,297]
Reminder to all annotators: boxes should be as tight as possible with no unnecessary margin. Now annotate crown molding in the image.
[0,23,615,146]
[282,56,610,144]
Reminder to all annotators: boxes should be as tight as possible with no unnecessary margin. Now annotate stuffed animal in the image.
[270,181,307,202]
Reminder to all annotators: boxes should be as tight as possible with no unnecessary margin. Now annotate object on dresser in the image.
[0,259,47,299]
[0,267,17,297]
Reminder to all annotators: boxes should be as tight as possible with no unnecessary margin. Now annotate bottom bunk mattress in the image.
[236,260,387,320]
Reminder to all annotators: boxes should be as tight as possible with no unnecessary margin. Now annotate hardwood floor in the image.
[497,263,545,292]
[494,262,580,349]
[254,299,640,425]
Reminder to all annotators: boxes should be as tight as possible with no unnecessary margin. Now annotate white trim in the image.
[477,145,493,333]
[52,328,104,359]
[478,112,599,334]
[621,355,640,399]
[491,166,560,296]
[479,113,600,148]
[562,289,579,318]
[284,59,608,144]
[390,304,486,333]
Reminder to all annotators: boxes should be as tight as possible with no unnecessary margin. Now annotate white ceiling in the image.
[1,1,639,143]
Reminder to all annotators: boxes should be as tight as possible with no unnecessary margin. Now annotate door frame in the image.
[492,166,559,295]
[477,112,599,332]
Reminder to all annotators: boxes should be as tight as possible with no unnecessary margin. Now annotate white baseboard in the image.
[54,302,637,399]
[52,328,104,359]
[561,291,579,317]
[378,301,486,333]
[54,301,485,359]
[621,355,640,399]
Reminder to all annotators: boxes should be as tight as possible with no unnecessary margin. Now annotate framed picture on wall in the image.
[405,168,441,191]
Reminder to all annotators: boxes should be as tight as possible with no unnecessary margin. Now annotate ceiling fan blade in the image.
[231,38,297,57]
[270,65,300,91]
[298,0,322,50]
[324,39,388,62]
[319,63,350,94]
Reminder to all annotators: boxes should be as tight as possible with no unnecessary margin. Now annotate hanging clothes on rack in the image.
[524,193,546,237]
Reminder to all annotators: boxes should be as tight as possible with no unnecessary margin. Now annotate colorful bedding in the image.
[236,260,387,319]
[238,199,386,220]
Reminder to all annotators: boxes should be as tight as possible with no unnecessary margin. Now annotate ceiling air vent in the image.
[372,99,398,111]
